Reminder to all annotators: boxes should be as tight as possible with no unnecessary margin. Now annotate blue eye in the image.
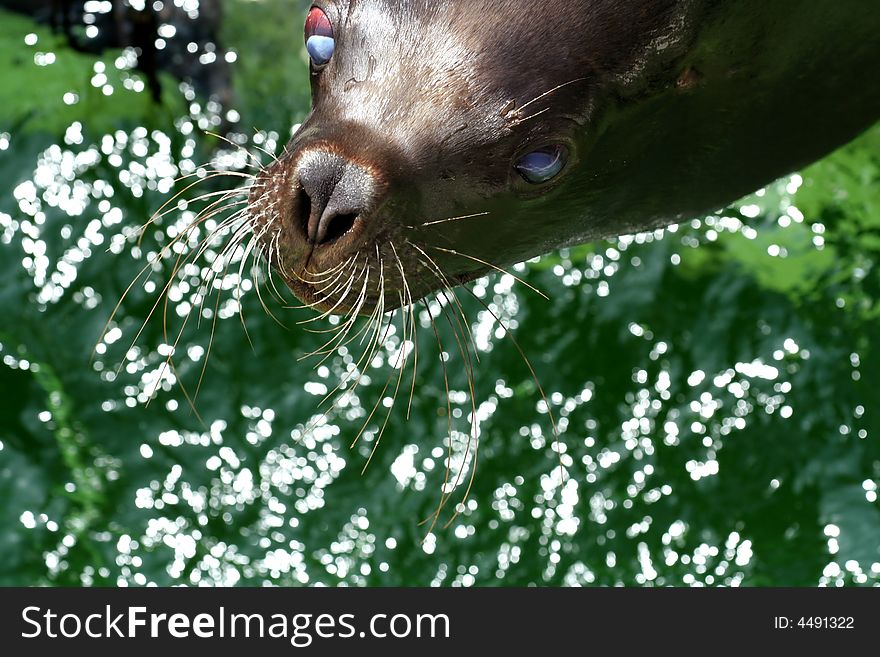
[515,145,568,184]
[305,7,335,66]
[307,36,335,65]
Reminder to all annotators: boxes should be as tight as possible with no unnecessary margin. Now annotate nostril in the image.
[301,194,359,245]
[297,151,374,246]
[297,187,312,240]
[320,212,357,244]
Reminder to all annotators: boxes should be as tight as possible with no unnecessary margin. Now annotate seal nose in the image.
[297,152,373,245]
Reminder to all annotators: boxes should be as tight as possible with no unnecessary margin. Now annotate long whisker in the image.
[94,192,250,358]
[434,299,479,529]
[512,77,588,116]
[390,242,419,419]
[418,298,456,539]
[302,262,390,440]
[289,256,355,287]
[299,265,372,360]
[407,241,480,362]
[409,211,490,229]
[249,126,287,166]
[329,253,389,408]
[514,107,552,124]
[136,172,256,247]
[428,244,550,301]
[204,130,266,170]
[262,229,290,305]
[250,233,288,330]
[148,203,256,407]
[418,291,480,535]
[233,233,261,353]
[142,184,253,238]
[357,292,410,473]
[463,286,567,484]
[294,257,360,320]
[98,175,255,320]
[111,210,219,377]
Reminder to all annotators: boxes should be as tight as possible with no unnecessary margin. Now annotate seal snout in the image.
[296,151,375,246]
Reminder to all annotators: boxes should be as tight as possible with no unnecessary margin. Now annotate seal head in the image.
[248,0,880,314]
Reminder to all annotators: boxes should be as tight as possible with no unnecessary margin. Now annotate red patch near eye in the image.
[305,7,333,41]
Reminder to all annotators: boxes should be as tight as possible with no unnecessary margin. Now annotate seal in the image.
[247,0,880,316]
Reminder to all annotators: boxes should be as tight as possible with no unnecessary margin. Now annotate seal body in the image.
[248,0,880,314]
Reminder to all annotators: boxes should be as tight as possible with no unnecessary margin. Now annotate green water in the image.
[0,2,878,587]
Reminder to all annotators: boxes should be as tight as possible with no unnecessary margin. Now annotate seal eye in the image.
[515,145,568,184]
[305,7,335,67]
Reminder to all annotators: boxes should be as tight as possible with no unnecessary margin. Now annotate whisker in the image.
[390,242,420,419]
[262,229,290,305]
[194,209,268,402]
[136,172,257,247]
[298,274,391,445]
[289,256,355,287]
[417,297,459,537]
[315,253,389,409]
[407,241,480,362]
[356,292,410,472]
[514,107,552,124]
[512,77,588,116]
[464,286,567,484]
[411,211,490,229]
[299,265,372,360]
[428,244,550,301]
[294,257,361,320]
[95,193,251,356]
[112,211,215,377]
[233,233,261,353]
[204,130,266,170]
[435,297,480,529]
[249,232,289,330]
[330,253,389,406]
[250,126,286,165]
[142,185,252,238]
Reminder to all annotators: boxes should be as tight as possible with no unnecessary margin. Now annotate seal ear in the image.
[305,6,335,67]
[515,145,568,184]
